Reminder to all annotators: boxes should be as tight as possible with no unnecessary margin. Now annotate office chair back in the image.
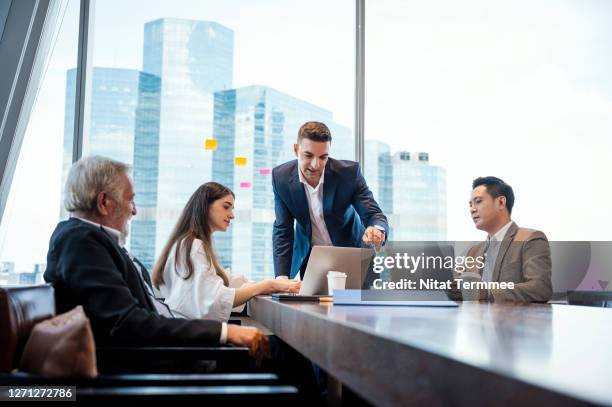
[567,290,612,308]
[0,285,55,372]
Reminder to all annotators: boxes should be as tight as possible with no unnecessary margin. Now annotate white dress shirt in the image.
[298,168,334,247]
[160,239,236,324]
[72,217,227,343]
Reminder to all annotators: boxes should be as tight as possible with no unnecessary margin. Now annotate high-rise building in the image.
[212,85,352,280]
[19,265,44,285]
[5,262,21,285]
[63,68,161,168]
[62,18,355,278]
[0,261,15,285]
[62,68,161,222]
[364,140,393,215]
[132,19,234,269]
[390,152,446,241]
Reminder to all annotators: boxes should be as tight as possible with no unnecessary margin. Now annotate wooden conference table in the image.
[249,296,612,406]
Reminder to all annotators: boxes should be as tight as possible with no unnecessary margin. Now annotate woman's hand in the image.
[234,278,300,306]
[267,279,300,294]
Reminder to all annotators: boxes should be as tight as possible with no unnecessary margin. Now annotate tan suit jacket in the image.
[461,222,552,302]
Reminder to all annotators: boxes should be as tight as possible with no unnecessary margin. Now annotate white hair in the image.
[63,155,131,214]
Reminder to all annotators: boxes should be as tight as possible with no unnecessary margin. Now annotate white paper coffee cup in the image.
[327,271,347,295]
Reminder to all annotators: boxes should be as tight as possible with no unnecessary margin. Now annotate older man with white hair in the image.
[44,155,266,351]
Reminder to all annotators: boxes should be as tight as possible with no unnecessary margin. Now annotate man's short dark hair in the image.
[297,121,332,143]
[472,176,515,215]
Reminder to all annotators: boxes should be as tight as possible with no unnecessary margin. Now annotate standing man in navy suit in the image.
[272,121,389,279]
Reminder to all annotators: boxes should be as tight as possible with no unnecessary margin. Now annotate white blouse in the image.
[159,239,236,322]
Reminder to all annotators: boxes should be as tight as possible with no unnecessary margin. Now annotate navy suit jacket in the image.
[272,158,389,278]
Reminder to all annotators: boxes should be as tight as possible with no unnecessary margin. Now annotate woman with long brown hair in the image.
[152,182,299,322]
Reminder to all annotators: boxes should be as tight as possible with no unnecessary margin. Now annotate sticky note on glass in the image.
[235,157,247,167]
[259,169,270,175]
[204,139,218,150]
[239,182,251,188]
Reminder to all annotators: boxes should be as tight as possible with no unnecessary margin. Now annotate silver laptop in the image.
[295,246,373,296]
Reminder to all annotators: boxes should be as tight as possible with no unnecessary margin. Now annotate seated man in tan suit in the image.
[462,176,552,302]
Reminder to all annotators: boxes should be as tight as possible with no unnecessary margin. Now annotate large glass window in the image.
[0,0,80,285]
[84,0,355,279]
[365,0,612,242]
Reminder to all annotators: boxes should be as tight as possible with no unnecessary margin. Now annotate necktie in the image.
[482,237,499,282]
[121,248,175,318]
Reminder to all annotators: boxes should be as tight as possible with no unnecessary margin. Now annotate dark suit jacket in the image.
[272,158,389,278]
[459,222,553,302]
[44,218,222,346]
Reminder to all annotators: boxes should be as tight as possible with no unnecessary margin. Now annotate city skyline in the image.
[4,1,607,273]
[1,7,451,276]
[56,17,446,280]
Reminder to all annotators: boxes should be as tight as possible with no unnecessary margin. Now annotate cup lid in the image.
[327,271,347,277]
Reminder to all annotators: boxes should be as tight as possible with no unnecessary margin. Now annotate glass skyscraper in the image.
[364,140,393,215]
[212,85,352,280]
[63,18,357,277]
[132,18,234,269]
[62,67,161,222]
[390,152,447,240]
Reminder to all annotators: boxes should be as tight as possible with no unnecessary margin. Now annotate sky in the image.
[365,0,612,241]
[1,0,611,271]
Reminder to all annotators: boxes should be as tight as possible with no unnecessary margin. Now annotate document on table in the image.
[332,289,459,307]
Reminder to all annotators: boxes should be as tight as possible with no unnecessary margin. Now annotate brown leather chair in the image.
[567,290,612,308]
[0,284,250,374]
[0,285,297,401]
[0,284,55,373]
